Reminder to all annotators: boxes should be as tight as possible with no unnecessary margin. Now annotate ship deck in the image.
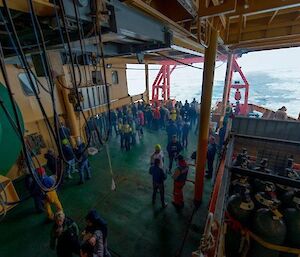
[0,128,212,257]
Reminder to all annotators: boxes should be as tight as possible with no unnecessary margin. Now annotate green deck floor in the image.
[0,128,212,257]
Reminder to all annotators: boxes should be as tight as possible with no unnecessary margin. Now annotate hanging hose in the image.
[104,144,116,191]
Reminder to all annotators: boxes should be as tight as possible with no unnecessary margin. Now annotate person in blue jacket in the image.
[62,139,75,179]
[166,120,178,143]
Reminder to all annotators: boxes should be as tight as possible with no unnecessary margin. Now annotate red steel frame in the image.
[151,64,177,105]
[151,57,204,105]
[151,56,249,114]
[227,58,250,115]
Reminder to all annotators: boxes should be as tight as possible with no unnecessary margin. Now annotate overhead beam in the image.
[227,23,300,44]
[229,7,300,23]
[234,0,300,16]
[0,0,56,16]
[268,10,278,25]
[125,0,198,39]
[172,33,205,56]
[199,0,300,18]
[211,0,227,28]
[198,0,237,18]
[294,11,300,21]
[230,20,300,34]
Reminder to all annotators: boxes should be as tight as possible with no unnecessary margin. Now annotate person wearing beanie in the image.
[50,211,80,257]
[150,144,164,169]
[36,167,64,220]
[167,135,183,173]
[172,155,189,208]
[149,158,167,208]
[82,210,111,257]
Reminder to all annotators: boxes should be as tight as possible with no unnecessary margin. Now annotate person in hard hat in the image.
[274,106,288,120]
[206,136,217,179]
[118,118,124,149]
[172,155,189,209]
[170,108,177,122]
[149,158,168,208]
[122,120,132,151]
[135,112,144,140]
[62,138,75,179]
[129,119,136,146]
[82,210,110,257]
[37,167,63,220]
[167,135,183,174]
[75,138,91,185]
[50,211,80,257]
[150,144,164,169]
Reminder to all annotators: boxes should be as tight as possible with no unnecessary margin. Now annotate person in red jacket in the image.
[152,107,161,130]
[137,110,145,126]
[172,155,189,209]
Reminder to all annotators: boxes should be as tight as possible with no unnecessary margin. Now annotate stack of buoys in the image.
[225,150,300,257]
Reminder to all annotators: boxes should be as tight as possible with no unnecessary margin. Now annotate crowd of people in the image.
[23,97,228,257]
[50,209,110,257]
[105,98,200,152]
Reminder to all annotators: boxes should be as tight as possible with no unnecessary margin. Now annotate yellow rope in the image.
[249,231,300,255]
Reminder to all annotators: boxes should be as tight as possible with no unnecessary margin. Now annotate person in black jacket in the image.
[110,110,118,136]
[206,136,217,179]
[25,173,44,213]
[149,158,167,208]
[44,149,63,186]
[75,139,91,185]
[50,211,80,257]
[167,135,183,173]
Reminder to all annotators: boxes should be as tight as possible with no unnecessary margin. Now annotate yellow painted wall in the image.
[0,58,145,180]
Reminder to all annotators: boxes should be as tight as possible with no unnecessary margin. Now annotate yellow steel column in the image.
[57,75,80,144]
[194,28,219,204]
[221,53,233,119]
[145,63,149,103]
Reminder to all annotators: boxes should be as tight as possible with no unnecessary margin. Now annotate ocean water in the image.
[126,48,300,118]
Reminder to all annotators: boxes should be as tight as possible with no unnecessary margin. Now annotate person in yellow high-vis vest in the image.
[45,190,63,220]
[36,167,63,220]
[170,109,177,122]
[122,121,132,151]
